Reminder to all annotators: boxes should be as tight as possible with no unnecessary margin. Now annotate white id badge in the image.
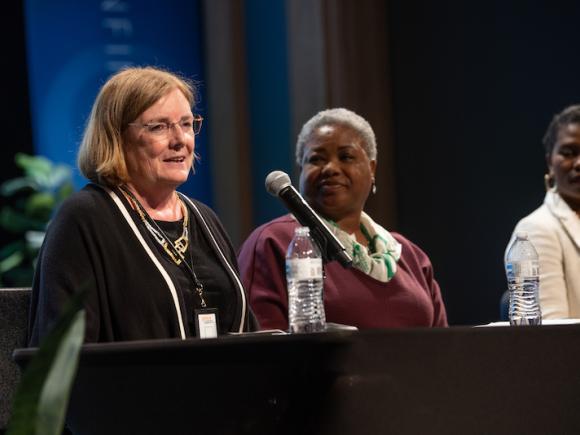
[194,308,219,339]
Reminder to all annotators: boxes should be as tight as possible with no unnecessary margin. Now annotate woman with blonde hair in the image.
[29,66,256,343]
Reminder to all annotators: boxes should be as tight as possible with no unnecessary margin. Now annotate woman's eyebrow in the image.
[144,114,194,123]
[558,139,580,147]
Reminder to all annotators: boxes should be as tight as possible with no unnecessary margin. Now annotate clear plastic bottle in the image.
[286,226,326,333]
[504,231,542,326]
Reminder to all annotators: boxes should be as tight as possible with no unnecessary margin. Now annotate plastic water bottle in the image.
[504,231,542,326]
[286,226,326,333]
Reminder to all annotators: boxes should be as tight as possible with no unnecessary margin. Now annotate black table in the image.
[14,325,580,435]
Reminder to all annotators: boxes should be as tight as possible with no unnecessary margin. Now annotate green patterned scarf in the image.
[323,212,402,282]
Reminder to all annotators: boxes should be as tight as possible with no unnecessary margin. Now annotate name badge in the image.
[195,308,219,339]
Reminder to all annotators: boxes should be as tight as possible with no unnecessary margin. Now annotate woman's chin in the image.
[156,175,189,189]
[313,204,348,222]
[162,169,190,184]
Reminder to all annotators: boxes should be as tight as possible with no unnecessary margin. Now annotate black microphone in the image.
[265,170,353,268]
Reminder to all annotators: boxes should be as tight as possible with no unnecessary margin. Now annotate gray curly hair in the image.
[295,108,377,166]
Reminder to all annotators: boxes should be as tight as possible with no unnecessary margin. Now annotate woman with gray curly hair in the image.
[238,108,447,330]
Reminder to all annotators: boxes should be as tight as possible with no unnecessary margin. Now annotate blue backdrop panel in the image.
[24,0,212,205]
[245,0,293,226]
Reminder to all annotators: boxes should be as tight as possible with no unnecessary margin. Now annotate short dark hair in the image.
[542,104,580,156]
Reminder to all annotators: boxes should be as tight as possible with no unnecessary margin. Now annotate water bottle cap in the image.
[295,226,310,236]
[515,231,528,240]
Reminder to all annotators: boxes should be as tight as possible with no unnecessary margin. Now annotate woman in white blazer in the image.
[509,105,580,319]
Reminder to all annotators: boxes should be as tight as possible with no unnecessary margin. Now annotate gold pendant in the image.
[173,236,189,254]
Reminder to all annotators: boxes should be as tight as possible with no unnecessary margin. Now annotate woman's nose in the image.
[168,126,189,149]
[170,123,186,139]
[170,140,185,150]
[322,158,340,174]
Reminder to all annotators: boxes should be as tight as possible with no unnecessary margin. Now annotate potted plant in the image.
[0,153,74,286]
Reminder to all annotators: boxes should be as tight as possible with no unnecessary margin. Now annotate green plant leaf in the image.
[0,250,24,274]
[15,153,53,183]
[0,242,29,285]
[36,311,85,434]
[25,231,46,251]
[0,177,38,196]
[25,193,55,221]
[6,292,86,435]
[44,166,73,191]
[56,182,74,202]
[0,207,47,233]
[0,266,35,287]
[0,240,25,259]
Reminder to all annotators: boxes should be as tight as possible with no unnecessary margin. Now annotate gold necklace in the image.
[124,191,189,265]
[171,200,189,256]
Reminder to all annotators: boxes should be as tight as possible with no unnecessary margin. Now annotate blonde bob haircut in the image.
[77,66,195,187]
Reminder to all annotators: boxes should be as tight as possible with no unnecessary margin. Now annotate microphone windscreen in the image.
[265,171,292,196]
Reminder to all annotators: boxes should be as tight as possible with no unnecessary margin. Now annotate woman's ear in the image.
[545,153,552,169]
[544,153,556,192]
[370,160,377,176]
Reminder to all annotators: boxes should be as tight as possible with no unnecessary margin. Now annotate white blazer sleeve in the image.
[515,218,569,319]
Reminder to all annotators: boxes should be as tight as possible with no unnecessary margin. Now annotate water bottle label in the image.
[505,263,514,276]
[506,261,539,277]
[286,258,323,280]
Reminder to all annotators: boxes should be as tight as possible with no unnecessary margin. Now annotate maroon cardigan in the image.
[238,215,448,330]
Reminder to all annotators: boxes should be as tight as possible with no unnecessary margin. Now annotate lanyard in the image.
[119,186,207,308]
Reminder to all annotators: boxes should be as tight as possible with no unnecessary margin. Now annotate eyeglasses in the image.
[128,115,203,138]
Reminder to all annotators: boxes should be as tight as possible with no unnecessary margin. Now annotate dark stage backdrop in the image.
[0,2,33,250]
[388,1,580,325]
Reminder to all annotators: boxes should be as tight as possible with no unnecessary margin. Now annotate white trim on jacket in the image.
[107,187,187,339]
[180,195,247,333]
